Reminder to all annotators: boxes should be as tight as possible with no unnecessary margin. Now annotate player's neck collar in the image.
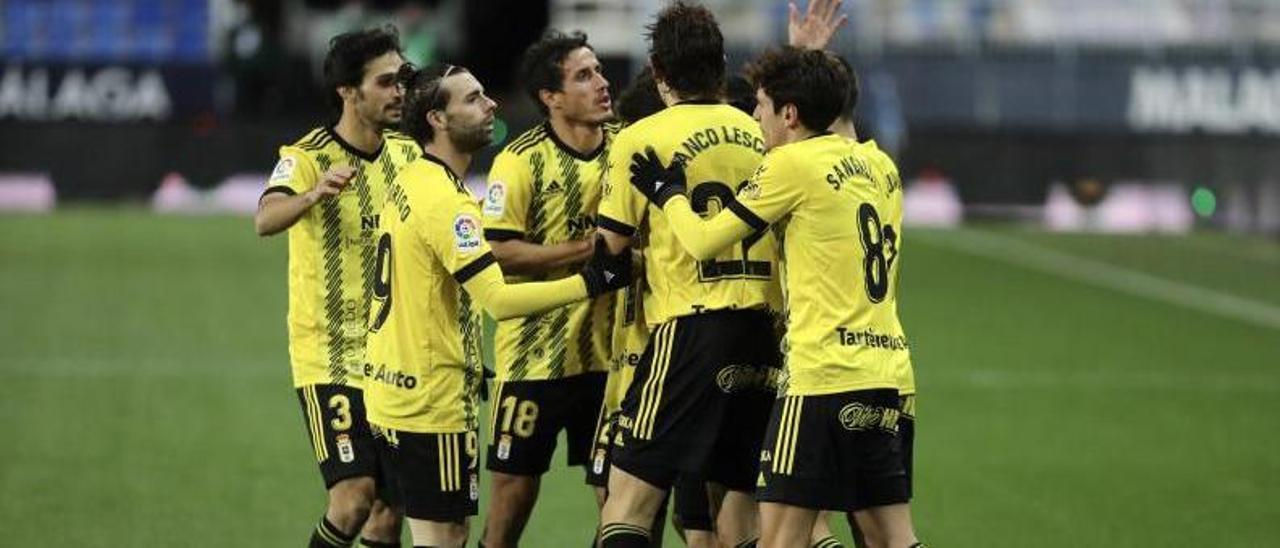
[542,120,606,162]
[420,151,460,181]
[327,124,383,163]
[673,98,720,106]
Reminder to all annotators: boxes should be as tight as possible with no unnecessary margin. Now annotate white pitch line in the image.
[916,229,1280,331]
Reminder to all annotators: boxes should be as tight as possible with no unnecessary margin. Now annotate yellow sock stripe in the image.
[437,435,449,492]
[306,386,328,462]
[315,520,347,546]
[637,323,675,439]
[772,396,793,473]
[600,523,650,539]
[489,381,504,441]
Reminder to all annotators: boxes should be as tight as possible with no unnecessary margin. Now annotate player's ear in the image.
[427,108,447,131]
[783,103,800,128]
[337,85,357,104]
[538,88,559,112]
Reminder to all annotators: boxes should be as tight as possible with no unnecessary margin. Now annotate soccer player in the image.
[626,47,921,548]
[255,26,417,548]
[363,62,631,548]
[595,3,783,547]
[477,31,620,548]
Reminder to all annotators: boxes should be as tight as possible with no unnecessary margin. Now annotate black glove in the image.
[629,146,687,207]
[580,237,633,297]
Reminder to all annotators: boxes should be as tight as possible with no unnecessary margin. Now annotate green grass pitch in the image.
[1,209,1278,546]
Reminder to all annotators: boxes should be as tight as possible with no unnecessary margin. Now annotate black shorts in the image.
[296,384,383,489]
[757,389,909,512]
[584,401,616,488]
[900,394,916,498]
[373,427,479,522]
[612,309,780,492]
[486,372,607,476]
[671,475,713,531]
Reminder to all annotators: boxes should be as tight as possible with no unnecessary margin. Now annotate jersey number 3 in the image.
[370,233,393,332]
[857,203,898,303]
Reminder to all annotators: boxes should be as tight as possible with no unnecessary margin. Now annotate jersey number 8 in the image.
[857,203,898,303]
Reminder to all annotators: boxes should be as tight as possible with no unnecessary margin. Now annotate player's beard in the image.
[447,118,493,153]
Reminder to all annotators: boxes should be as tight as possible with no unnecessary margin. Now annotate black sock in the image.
[734,539,758,548]
[813,536,845,548]
[310,517,355,548]
[599,523,650,548]
[359,539,401,548]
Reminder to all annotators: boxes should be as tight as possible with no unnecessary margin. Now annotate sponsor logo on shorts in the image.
[496,434,512,460]
[759,450,772,463]
[837,402,900,432]
[592,449,607,474]
[714,364,780,393]
[469,473,479,501]
[336,433,355,463]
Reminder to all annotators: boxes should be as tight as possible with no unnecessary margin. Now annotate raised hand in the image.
[628,146,687,208]
[788,0,848,51]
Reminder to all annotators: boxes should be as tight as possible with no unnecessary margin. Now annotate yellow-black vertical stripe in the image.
[489,381,506,442]
[304,386,328,462]
[635,322,675,440]
[437,435,449,491]
[451,433,462,491]
[773,396,802,475]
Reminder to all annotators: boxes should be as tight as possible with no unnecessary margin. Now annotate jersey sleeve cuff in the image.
[596,214,636,237]
[260,185,297,199]
[453,252,498,284]
[484,228,525,242]
[726,200,769,232]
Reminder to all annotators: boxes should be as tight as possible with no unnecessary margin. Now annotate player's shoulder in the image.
[501,124,551,158]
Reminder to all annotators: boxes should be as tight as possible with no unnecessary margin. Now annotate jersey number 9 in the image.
[370,233,393,332]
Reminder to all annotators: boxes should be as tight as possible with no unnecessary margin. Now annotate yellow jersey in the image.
[734,135,912,396]
[266,126,419,388]
[482,122,621,381]
[597,101,779,326]
[364,154,488,433]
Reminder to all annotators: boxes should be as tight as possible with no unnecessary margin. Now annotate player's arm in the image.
[458,240,630,320]
[254,151,354,236]
[595,135,645,255]
[482,150,595,274]
[628,147,797,260]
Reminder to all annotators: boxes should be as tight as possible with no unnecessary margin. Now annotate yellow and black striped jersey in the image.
[481,122,621,381]
[364,154,487,434]
[730,135,912,396]
[597,102,779,326]
[265,126,419,388]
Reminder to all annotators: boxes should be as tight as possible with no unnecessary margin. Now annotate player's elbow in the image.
[253,214,277,237]
[481,300,522,321]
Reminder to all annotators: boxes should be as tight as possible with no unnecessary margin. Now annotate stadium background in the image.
[1,0,1278,545]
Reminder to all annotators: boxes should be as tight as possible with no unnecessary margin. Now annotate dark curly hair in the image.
[833,54,860,122]
[322,25,403,111]
[747,47,849,133]
[397,63,470,145]
[519,30,592,115]
[646,1,725,99]
[616,67,665,124]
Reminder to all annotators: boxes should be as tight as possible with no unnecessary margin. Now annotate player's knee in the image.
[328,478,376,529]
[360,501,402,541]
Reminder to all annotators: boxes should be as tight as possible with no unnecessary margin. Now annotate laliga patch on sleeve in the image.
[483,182,506,217]
[738,181,762,200]
[269,156,296,182]
[453,213,483,253]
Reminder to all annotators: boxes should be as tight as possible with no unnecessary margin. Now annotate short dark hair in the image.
[322,25,403,111]
[747,47,849,132]
[833,54,860,122]
[616,67,665,124]
[398,63,470,145]
[519,30,591,115]
[725,75,756,115]
[647,1,725,99]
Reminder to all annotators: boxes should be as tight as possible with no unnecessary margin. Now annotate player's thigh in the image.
[759,501,819,548]
[377,428,479,524]
[486,379,573,476]
[297,384,382,490]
